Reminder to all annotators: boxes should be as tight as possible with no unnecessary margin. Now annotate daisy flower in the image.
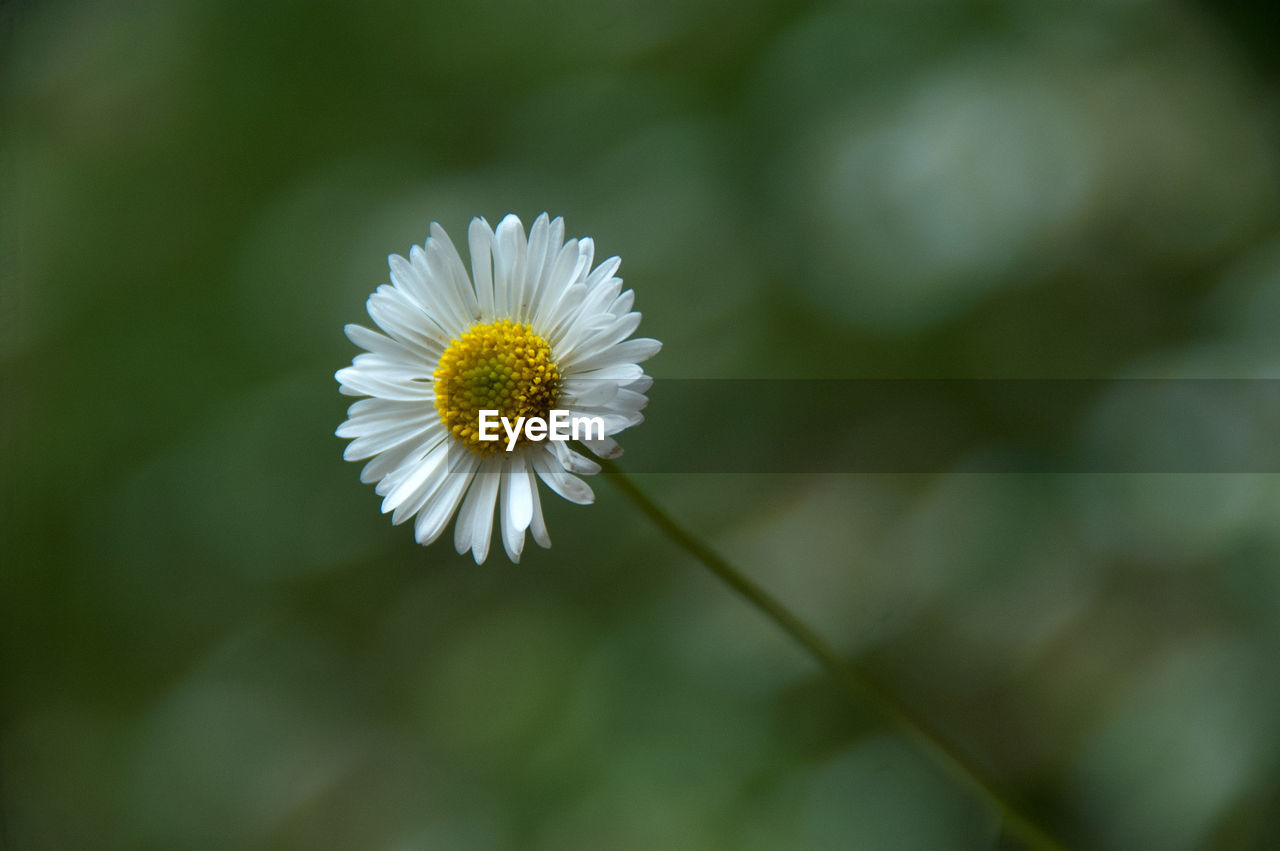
[335,213,660,563]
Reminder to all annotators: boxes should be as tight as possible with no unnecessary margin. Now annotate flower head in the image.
[335,214,660,563]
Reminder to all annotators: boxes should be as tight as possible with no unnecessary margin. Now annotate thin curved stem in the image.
[600,460,1068,851]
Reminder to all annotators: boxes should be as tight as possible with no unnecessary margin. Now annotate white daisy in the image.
[335,213,660,563]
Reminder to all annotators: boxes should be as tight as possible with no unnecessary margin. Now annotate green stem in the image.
[600,460,1068,851]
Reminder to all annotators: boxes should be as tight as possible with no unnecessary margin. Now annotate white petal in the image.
[551,439,601,475]
[500,456,532,562]
[411,244,469,334]
[492,214,526,318]
[389,250,466,338]
[548,279,622,349]
[608,289,634,316]
[429,222,482,321]
[537,217,566,290]
[455,457,500,562]
[359,437,425,484]
[578,274,623,316]
[554,314,606,356]
[336,398,429,437]
[560,379,618,407]
[374,434,446,496]
[343,417,441,461]
[335,366,433,401]
[387,251,430,302]
[526,468,551,548]
[532,452,595,505]
[584,255,621,289]
[625,375,654,394]
[469,218,495,317]
[344,397,385,416]
[500,505,526,562]
[349,351,431,381]
[579,434,623,459]
[382,438,451,515]
[343,324,424,365]
[570,362,645,383]
[414,455,479,545]
[524,217,566,325]
[533,238,580,327]
[575,238,595,284]
[547,217,565,257]
[544,284,590,348]
[503,455,534,531]
[389,444,454,526]
[565,337,662,373]
[521,214,551,323]
[612,388,649,411]
[453,472,484,555]
[559,312,642,370]
[367,285,451,353]
[588,395,646,417]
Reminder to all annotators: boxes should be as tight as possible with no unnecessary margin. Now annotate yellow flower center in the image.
[433,320,561,454]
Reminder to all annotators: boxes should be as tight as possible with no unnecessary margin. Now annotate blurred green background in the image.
[4,0,1280,848]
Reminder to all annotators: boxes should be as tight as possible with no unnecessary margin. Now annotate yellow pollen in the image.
[433,320,560,455]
